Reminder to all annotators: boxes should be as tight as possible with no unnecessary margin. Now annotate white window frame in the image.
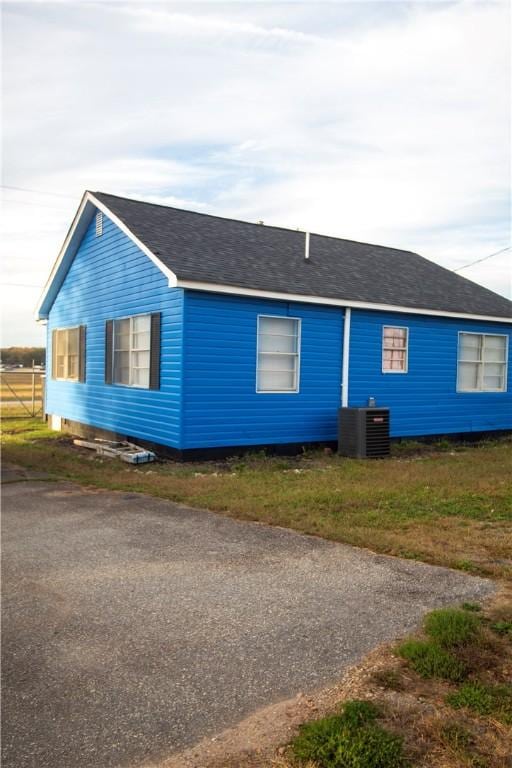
[256,314,301,394]
[53,326,80,381]
[456,331,508,393]
[112,313,151,389]
[382,326,409,374]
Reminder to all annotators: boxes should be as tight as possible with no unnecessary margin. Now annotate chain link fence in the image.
[0,370,45,418]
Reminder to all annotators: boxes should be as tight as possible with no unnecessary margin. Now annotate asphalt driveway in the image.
[2,476,494,768]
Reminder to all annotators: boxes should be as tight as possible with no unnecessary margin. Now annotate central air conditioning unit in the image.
[338,407,390,458]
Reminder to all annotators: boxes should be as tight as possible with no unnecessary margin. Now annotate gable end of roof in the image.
[35,192,177,320]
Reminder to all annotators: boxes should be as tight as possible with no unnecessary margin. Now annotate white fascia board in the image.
[35,191,177,320]
[176,279,512,324]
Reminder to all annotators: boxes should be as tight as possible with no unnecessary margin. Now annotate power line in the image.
[0,184,72,199]
[1,198,70,209]
[454,246,511,272]
[2,283,40,288]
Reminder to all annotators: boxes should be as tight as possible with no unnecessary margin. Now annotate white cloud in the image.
[124,8,324,46]
[2,0,510,346]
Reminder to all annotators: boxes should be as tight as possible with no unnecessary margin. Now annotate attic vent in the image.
[95,211,103,237]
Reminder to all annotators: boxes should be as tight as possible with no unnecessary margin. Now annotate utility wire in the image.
[2,283,41,288]
[1,198,70,209]
[454,246,511,272]
[0,184,73,199]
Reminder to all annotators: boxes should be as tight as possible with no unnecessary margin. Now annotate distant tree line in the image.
[1,347,46,367]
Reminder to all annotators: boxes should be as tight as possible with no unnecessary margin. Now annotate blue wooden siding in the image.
[181,291,344,448]
[46,212,184,448]
[182,297,511,448]
[348,310,512,437]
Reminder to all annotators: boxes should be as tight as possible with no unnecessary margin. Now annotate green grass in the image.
[335,701,380,729]
[439,722,473,752]
[291,700,405,767]
[424,608,481,648]
[461,602,483,613]
[2,419,512,580]
[397,609,483,681]
[446,682,512,725]
[490,620,512,637]
[437,723,490,768]
[396,639,466,681]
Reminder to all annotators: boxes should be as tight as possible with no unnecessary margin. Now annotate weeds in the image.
[461,602,483,612]
[437,723,491,768]
[439,721,473,752]
[490,620,512,637]
[447,682,512,725]
[291,700,405,767]
[454,559,485,575]
[336,701,379,729]
[370,669,404,692]
[424,608,481,648]
[397,639,466,681]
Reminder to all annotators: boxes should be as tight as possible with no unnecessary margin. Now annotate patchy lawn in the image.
[278,597,512,768]
[3,419,511,581]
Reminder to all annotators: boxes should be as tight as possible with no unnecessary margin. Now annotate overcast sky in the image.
[2,0,511,347]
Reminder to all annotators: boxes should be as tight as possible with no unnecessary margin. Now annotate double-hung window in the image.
[113,315,151,388]
[105,313,161,390]
[52,326,86,382]
[257,315,301,393]
[457,333,508,392]
[382,326,408,372]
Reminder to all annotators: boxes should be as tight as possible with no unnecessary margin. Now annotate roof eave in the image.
[176,279,512,324]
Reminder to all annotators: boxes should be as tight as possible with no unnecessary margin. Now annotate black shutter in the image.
[79,325,87,383]
[105,320,114,384]
[149,312,161,390]
[52,330,57,380]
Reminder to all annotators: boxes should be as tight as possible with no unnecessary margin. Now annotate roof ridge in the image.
[92,190,417,256]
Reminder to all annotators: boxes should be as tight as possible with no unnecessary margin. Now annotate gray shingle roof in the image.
[94,191,512,319]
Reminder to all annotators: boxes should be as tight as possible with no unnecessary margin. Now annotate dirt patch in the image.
[148,644,422,768]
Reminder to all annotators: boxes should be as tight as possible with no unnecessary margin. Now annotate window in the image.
[457,333,508,392]
[113,315,151,388]
[52,326,85,382]
[257,315,300,393]
[106,313,160,389]
[382,326,408,372]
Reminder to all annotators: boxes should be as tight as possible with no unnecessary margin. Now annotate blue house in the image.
[37,191,512,458]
